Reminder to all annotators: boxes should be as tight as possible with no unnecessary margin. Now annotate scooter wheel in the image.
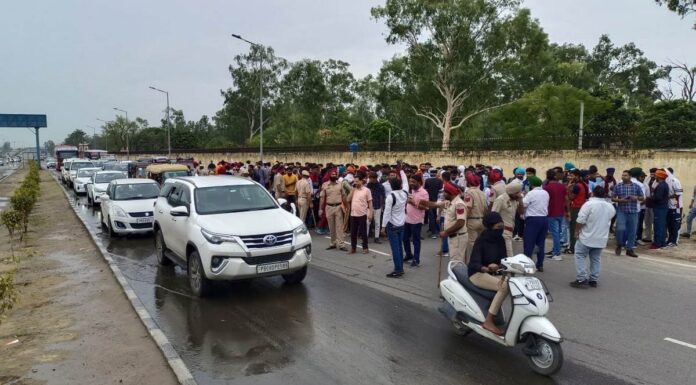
[527,337,563,376]
[451,320,471,336]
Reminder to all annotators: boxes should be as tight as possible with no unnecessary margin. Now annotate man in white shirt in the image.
[381,178,409,278]
[522,176,549,269]
[570,186,616,288]
[666,167,683,246]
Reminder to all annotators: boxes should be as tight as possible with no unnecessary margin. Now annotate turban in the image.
[338,166,346,175]
[505,182,522,195]
[528,175,542,187]
[629,167,643,178]
[514,167,525,175]
[359,165,368,172]
[443,182,460,197]
[483,212,503,229]
[564,162,576,171]
[465,171,480,186]
[347,166,355,173]
[655,169,668,179]
[489,170,503,183]
[606,167,615,175]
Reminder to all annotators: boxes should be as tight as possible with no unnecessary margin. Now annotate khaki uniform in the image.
[321,181,346,247]
[464,187,488,263]
[491,193,519,258]
[273,173,285,199]
[488,181,507,206]
[441,195,468,264]
[296,178,312,223]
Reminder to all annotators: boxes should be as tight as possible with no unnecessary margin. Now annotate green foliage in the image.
[9,161,41,237]
[656,0,696,28]
[640,100,696,147]
[0,269,18,324]
[63,129,90,146]
[1,141,11,153]
[44,140,55,155]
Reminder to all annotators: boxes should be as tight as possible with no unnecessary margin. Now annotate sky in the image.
[1,0,694,148]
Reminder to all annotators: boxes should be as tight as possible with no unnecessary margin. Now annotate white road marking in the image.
[664,337,696,350]
[635,256,696,269]
[320,236,392,257]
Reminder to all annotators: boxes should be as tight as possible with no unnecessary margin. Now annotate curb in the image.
[51,174,198,385]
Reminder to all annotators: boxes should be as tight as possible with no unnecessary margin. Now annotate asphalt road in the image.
[60,178,695,385]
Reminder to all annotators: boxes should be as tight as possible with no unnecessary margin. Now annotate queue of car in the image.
[55,158,312,297]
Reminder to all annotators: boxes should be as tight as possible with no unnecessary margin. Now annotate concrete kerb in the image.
[50,174,198,385]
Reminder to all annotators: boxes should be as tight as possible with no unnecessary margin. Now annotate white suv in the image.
[153,176,312,297]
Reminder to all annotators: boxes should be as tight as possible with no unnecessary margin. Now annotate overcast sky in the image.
[1,0,694,147]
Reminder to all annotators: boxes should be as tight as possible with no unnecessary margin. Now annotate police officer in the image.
[464,172,488,263]
[421,182,468,264]
[320,170,347,251]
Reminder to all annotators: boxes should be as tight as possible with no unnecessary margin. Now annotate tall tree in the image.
[44,140,55,155]
[372,0,550,150]
[64,129,90,146]
[655,0,696,28]
[1,141,11,153]
[102,116,144,152]
[665,61,696,101]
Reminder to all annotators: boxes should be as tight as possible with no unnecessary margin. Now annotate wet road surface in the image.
[60,179,679,385]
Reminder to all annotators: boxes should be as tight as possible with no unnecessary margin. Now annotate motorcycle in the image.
[439,254,563,376]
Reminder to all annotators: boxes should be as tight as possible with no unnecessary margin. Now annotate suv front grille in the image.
[238,230,293,249]
[240,252,294,265]
[129,211,154,218]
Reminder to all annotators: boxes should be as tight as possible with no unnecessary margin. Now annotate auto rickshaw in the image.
[145,164,191,185]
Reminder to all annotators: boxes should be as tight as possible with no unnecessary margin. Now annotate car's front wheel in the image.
[107,216,117,237]
[282,266,308,285]
[188,250,212,297]
[155,229,172,266]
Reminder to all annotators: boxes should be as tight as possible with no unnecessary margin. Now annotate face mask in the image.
[330,176,338,182]
[491,229,504,238]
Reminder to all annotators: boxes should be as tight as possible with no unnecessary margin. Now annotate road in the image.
[59,177,695,385]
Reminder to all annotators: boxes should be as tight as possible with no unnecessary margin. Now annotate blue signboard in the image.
[0,114,47,128]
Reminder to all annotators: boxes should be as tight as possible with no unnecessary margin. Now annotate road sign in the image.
[0,114,47,128]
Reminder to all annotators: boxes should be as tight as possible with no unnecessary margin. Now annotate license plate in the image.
[256,261,289,274]
[525,278,542,291]
[136,217,153,224]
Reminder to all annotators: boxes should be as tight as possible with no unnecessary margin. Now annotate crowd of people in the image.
[194,158,691,282]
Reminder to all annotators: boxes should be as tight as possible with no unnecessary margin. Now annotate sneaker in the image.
[386,271,404,278]
[666,242,678,247]
[563,248,573,255]
[545,251,554,257]
[570,280,588,288]
[680,233,690,238]
[442,252,449,258]
[430,235,438,240]
[550,255,563,261]
[513,236,522,241]
[561,243,569,249]
[589,281,598,288]
[410,261,420,267]
[626,249,638,258]
[635,240,644,246]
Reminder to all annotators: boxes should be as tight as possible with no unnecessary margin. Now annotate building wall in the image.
[123,149,696,198]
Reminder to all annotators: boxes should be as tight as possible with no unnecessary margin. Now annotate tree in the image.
[64,129,90,146]
[1,142,11,153]
[44,140,55,155]
[372,0,550,150]
[640,100,696,147]
[664,61,696,101]
[655,0,696,28]
[102,116,143,152]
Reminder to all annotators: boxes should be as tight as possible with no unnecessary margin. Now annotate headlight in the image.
[113,206,128,218]
[294,224,308,236]
[201,228,238,245]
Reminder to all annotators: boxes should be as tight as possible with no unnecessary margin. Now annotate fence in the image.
[112,131,694,155]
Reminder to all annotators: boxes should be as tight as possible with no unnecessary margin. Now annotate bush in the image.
[1,209,22,252]
[0,270,17,324]
[8,161,41,237]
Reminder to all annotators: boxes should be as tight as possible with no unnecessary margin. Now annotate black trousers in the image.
[637,209,645,240]
[350,215,368,250]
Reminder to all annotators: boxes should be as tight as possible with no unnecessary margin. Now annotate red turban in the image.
[465,171,480,186]
[655,169,668,179]
[489,170,502,183]
[443,182,460,197]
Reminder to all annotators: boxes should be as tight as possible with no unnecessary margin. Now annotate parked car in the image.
[46,159,56,169]
[153,176,312,297]
[61,158,77,184]
[86,170,127,206]
[100,179,160,236]
[73,167,101,195]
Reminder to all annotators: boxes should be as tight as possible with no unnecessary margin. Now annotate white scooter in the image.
[439,254,563,376]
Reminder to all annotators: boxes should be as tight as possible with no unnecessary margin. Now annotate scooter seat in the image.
[452,264,497,301]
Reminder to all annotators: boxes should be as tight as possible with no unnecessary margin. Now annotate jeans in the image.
[653,207,668,247]
[387,223,405,273]
[547,216,563,255]
[668,208,682,244]
[574,240,602,282]
[403,223,423,263]
[637,209,646,241]
[523,216,548,268]
[686,206,696,234]
[616,211,639,250]
[440,217,449,253]
[428,208,439,234]
[561,216,569,246]
[350,215,368,250]
[569,208,580,250]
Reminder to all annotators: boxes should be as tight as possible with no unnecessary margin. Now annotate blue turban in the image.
[514,167,525,175]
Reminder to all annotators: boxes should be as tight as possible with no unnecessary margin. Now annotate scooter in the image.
[439,254,563,376]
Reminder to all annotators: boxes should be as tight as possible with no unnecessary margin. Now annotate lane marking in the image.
[664,337,696,350]
[320,235,392,257]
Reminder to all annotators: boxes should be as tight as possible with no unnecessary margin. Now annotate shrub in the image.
[0,270,17,324]
[1,209,22,253]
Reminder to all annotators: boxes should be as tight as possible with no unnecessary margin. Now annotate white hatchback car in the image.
[86,171,128,206]
[100,179,160,236]
[73,167,102,195]
[153,176,312,297]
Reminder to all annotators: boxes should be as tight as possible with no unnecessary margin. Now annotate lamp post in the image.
[149,86,171,157]
[86,125,96,149]
[96,118,111,152]
[113,107,129,159]
[232,33,264,163]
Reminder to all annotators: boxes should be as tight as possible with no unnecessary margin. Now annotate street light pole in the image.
[113,107,129,159]
[96,118,111,152]
[149,86,171,157]
[86,125,96,149]
[232,33,264,163]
